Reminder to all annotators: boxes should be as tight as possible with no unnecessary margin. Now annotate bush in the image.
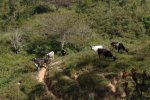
[22,62,35,73]
[33,4,54,14]
[28,83,51,100]
[78,73,108,92]
[46,74,79,99]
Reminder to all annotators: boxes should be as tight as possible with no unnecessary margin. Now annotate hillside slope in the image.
[0,0,150,99]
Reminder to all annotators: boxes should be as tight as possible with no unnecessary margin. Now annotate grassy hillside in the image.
[0,0,150,99]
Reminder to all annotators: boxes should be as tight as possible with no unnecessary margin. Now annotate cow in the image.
[97,48,116,60]
[47,51,54,60]
[32,57,49,70]
[111,42,128,53]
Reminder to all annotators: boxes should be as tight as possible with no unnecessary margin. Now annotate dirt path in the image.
[36,67,47,83]
[36,60,63,99]
[36,60,63,83]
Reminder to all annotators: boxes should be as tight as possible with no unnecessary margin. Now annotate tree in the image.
[10,30,24,54]
[39,12,90,50]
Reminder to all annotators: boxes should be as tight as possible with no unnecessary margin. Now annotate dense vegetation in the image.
[0,0,150,99]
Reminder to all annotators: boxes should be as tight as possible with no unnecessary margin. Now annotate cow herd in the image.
[111,42,128,53]
[32,42,128,70]
[32,51,54,70]
[32,49,68,70]
[92,42,128,60]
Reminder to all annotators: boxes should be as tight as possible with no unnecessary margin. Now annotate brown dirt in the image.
[37,67,47,83]
[35,60,63,99]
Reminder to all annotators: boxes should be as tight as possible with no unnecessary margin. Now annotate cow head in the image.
[125,48,129,53]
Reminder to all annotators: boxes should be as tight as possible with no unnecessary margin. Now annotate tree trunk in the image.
[61,33,66,50]
[55,0,59,10]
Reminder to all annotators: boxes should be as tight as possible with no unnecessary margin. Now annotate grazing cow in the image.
[91,45,104,52]
[97,48,116,60]
[32,57,49,70]
[111,42,128,53]
[47,51,54,60]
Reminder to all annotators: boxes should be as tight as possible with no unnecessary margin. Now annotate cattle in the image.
[111,42,128,53]
[47,51,54,60]
[32,57,49,70]
[32,51,54,71]
[97,48,116,60]
[91,45,104,52]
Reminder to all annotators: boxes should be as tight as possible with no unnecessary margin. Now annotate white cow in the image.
[47,51,54,60]
[91,45,104,52]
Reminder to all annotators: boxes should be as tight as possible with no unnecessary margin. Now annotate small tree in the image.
[40,12,90,50]
[10,30,24,54]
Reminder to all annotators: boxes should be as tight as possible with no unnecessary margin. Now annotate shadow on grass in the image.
[28,83,52,100]
[45,70,111,100]
[45,72,80,100]
[62,52,116,78]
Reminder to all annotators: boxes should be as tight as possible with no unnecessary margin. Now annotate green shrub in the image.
[64,67,76,77]
[28,83,51,100]
[33,4,55,14]
[22,62,35,73]
[78,73,108,92]
[47,74,79,99]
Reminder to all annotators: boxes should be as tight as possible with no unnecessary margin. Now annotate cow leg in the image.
[103,54,107,59]
[104,56,106,59]
[118,48,120,53]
